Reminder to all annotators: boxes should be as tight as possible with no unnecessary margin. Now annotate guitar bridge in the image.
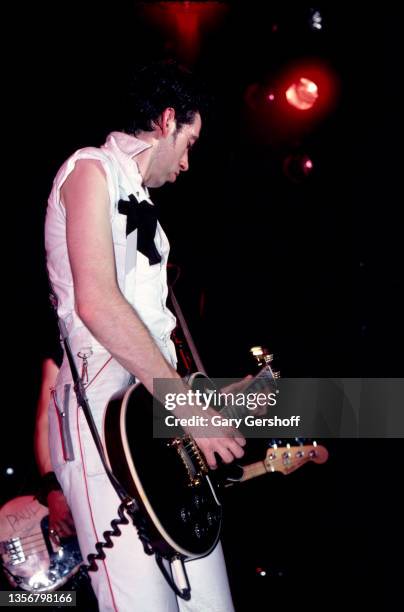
[169,436,208,487]
[0,538,25,565]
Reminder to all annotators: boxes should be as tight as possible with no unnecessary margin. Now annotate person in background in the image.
[34,355,75,538]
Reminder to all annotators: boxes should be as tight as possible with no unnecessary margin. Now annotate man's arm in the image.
[34,358,76,538]
[63,159,176,392]
[62,159,245,468]
[34,358,60,475]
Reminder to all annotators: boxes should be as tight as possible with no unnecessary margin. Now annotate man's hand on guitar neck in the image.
[219,374,269,416]
[219,375,253,396]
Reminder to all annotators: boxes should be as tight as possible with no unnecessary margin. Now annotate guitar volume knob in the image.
[193,495,202,509]
[180,507,191,523]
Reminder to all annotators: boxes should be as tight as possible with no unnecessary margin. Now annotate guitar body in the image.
[0,496,82,592]
[102,344,329,569]
[103,356,280,561]
[104,380,222,560]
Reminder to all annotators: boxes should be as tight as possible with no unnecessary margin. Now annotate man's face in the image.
[149,112,202,188]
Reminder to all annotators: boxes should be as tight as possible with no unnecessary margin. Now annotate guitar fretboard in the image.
[221,365,277,420]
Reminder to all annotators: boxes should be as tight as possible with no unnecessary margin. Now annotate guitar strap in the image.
[168,272,207,375]
[48,283,191,601]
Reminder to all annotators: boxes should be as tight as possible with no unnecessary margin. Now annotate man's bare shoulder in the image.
[61,158,109,211]
[64,158,106,186]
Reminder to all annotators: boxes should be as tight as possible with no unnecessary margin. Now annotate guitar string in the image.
[9,546,49,555]
[8,542,71,555]
[6,533,45,542]
[8,549,50,560]
[6,546,47,555]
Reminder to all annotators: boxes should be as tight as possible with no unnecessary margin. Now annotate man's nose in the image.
[179,152,189,172]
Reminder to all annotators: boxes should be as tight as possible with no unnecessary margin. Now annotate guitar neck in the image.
[239,456,310,481]
[239,460,268,482]
[221,365,277,420]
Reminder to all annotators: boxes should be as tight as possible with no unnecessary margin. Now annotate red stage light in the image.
[138,2,229,63]
[280,61,338,119]
[285,77,319,110]
[283,153,314,183]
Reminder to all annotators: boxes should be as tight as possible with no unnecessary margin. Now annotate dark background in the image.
[1,1,403,607]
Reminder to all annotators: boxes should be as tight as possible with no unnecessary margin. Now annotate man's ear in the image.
[160,107,176,137]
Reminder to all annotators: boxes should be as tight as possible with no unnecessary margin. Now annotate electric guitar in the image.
[103,347,279,561]
[0,496,82,592]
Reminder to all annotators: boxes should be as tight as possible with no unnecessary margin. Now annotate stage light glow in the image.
[283,153,314,183]
[138,1,229,63]
[309,9,323,30]
[285,77,319,110]
[6,467,14,475]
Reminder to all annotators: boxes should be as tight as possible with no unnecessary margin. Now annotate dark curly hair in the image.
[122,60,210,135]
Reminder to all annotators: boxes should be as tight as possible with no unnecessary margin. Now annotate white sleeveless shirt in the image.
[45,131,177,368]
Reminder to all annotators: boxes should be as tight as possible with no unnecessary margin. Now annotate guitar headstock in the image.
[264,439,329,475]
[249,346,280,377]
[249,346,280,393]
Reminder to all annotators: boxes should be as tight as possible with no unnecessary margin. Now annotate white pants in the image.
[49,353,235,612]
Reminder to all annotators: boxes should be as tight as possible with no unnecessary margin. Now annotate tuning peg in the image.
[250,346,273,362]
[250,346,265,357]
[282,450,292,465]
